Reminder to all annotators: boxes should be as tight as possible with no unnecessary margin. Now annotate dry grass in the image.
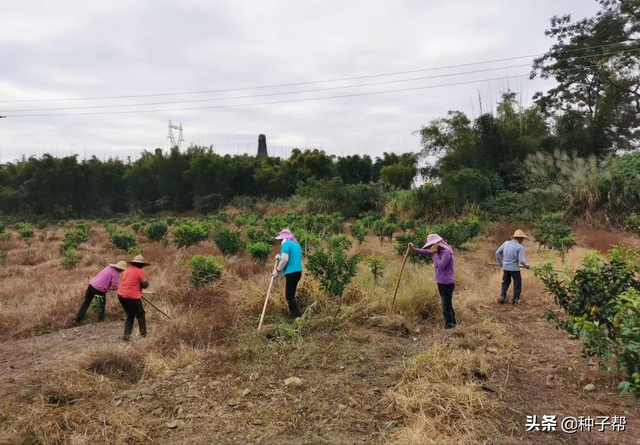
[2,220,637,444]
[85,346,146,383]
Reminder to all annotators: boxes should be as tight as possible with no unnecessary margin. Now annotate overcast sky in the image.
[0,0,599,163]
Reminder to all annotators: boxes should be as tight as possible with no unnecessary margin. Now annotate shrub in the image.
[0,220,5,233]
[213,228,245,255]
[329,234,352,251]
[0,248,8,265]
[248,242,272,264]
[482,189,564,223]
[298,231,321,256]
[164,216,178,226]
[104,223,118,236]
[75,222,91,236]
[60,223,91,252]
[172,223,209,248]
[233,214,248,227]
[61,230,87,252]
[351,222,367,244]
[373,219,397,242]
[188,255,223,286]
[399,219,416,231]
[361,213,380,230]
[246,225,274,245]
[36,220,50,230]
[367,256,385,284]
[217,211,228,223]
[0,232,12,241]
[61,248,82,270]
[307,245,361,325]
[92,295,105,317]
[16,223,34,242]
[383,222,397,241]
[625,213,640,236]
[131,222,142,233]
[297,177,387,218]
[535,247,640,402]
[110,230,137,252]
[534,213,575,262]
[248,213,259,226]
[373,220,384,241]
[146,221,168,242]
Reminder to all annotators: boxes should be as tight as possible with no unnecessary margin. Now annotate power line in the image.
[4,74,534,117]
[3,59,619,118]
[3,47,637,115]
[0,40,636,104]
[0,63,533,113]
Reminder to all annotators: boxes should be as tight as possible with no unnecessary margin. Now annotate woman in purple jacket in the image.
[409,234,456,329]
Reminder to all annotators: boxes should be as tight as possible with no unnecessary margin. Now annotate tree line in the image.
[0,148,418,218]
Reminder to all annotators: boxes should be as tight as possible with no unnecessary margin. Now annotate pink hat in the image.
[423,233,454,253]
[275,229,297,242]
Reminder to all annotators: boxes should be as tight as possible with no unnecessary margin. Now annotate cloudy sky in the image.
[0,0,599,163]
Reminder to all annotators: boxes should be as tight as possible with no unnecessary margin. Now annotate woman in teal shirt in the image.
[273,229,303,318]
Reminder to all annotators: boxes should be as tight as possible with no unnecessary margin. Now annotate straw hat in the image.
[513,229,529,239]
[127,255,151,266]
[109,260,128,271]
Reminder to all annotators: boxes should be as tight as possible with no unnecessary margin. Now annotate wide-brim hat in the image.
[423,233,444,248]
[109,260,128,271]
[513,229,529,239]
[127,254,151,266]
[275,229,294,240]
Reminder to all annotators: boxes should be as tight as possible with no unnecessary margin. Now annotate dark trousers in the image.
[285,271,302,318]
[117,296,146,338]
[437,283,456,328]
[501,270,522,301]
[75,285,106,322]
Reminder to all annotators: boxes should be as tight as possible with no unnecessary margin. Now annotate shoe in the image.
[498,296,506,305]
[140,332,147,338]
[512,299,519,306]
[444,324,456,329]
[122,335,130,342]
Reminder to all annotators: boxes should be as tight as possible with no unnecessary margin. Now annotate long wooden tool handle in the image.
[141,296,172,319]
[391,246,411,311]
[258,259,279,331]
[485,263,564,273]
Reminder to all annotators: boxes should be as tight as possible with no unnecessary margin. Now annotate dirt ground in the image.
[1,230,640,444]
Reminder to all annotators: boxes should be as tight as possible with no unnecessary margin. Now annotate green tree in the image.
[534,213,575,263]
[531,0,640,158]
[367,256,385,284]
[307,246,361,328]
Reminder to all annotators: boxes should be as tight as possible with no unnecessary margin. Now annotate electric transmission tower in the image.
[167,120,184,148]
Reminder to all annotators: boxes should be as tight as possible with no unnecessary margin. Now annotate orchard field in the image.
[1,209,640,445]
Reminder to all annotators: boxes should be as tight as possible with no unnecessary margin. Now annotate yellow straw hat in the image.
[109,260,128,271]
[127,255,151,266]
[513,229,529,239]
